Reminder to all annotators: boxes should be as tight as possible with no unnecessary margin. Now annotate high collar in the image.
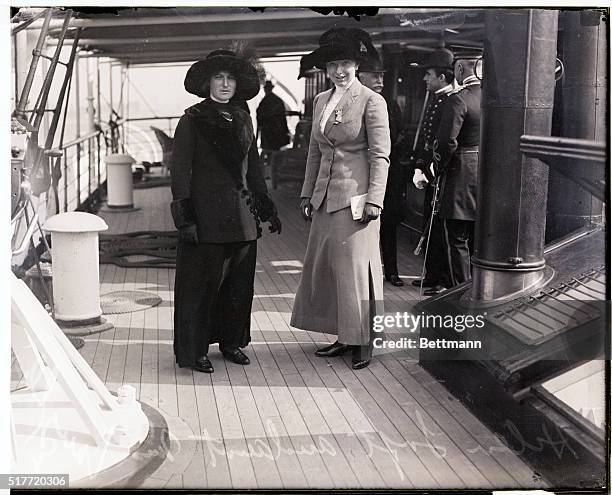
[332,76,357,94]
[460,75,480,87]
[435,83,454,95]
[208,95,230,105]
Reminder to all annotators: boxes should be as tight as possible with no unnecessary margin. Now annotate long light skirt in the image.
[290,203,384,345]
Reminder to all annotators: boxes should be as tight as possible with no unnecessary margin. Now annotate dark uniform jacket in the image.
[414,85,454,176]
[434,78,481,221]
[382,95,405,223]
[171,99,270,243]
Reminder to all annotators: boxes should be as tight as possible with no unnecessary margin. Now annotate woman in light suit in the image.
[290,28,390,370]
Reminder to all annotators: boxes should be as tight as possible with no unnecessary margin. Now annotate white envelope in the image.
[350,193,368,221]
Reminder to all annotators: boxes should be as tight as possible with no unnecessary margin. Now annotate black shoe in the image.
[194,355,214,373]
[423,284,448,296]
[411,278,437,288]
[315,341,351,357]
[351,358,371,370]
[351,345,371,370]
[386,274,404,287]
[221,347,250,365]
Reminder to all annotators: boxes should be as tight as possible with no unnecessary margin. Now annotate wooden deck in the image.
[12,182,549,490]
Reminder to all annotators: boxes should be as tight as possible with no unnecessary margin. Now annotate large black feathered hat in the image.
[298,28,379,79]
[184,49,260,101]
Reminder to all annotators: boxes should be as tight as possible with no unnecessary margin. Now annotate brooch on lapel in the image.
[333,109,343,125]
[218,110,234,122]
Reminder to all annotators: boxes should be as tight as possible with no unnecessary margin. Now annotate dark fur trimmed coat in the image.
[171,99,274,242]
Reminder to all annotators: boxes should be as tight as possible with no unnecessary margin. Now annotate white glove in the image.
[412,169,427,190]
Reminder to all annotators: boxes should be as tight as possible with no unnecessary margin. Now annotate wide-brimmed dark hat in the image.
[298,28,378,79]
[417,48,455,70]
[358,55,386,73]
[184,49,260,101]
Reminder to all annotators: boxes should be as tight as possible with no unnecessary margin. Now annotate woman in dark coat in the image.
[171,49,281,373]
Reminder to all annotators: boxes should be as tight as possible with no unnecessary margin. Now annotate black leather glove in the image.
[178,223,199,244]
[267,213,282,234]
[252,193,277,222]
[300,197,313,221]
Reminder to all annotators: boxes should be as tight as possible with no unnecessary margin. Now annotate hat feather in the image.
[229,40,266,85]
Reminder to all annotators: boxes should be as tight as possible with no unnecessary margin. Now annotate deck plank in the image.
[403,360,547,488]
[379,356,516,486]
[250,341,334,488]
[157,264,178,418]
[192,371,233,489]
[252,245,391,487]
[123,266,146,398]
[139,267,160,408]
[50,183,550,489]
[369,357,494,488]
[245,348,309,488]
[223,360,285,488]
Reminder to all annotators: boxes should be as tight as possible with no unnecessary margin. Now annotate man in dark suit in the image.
[358,56,406,286]
[432,55,481,287]
[257,80,290,151]
[410,49,456,295]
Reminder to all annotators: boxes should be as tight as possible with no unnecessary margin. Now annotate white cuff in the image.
[412,169,427,189]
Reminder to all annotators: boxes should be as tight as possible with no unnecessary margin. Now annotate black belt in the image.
[457,146,478,154]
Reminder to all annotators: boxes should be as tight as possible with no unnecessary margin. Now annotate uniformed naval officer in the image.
[432,54,481,287]
[411,48,455,295]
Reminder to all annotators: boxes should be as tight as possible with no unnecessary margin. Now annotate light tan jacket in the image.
[300,79,391,212]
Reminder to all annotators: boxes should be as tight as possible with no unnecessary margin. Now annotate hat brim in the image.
[185,56,260,101]
[359,67,386,73]
[300,44,367,74]
[412,61,453,70]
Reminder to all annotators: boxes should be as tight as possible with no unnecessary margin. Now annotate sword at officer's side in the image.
[411,91,430,155]
[416,175,443,299]
[411,91,433,257]
[414,174,441,256]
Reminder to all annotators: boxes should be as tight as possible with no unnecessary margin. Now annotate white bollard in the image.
[43,212,108,325]
[105,153,135,208]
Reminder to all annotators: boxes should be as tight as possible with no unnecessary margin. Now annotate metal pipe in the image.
[74,53,80,140]
[469,9,559,303]
[96,58,101,128]
[61,27,442,47]
[12,211,40,256]
[11,8,50,35]
[109,63,114,124]
[14,8,52,120]
[546,10,606,239]
[123,65,128,151]
[44,30,80,150]
[30,10,72,130]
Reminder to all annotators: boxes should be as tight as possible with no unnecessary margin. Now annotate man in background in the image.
[358,56,406,287]
[432,55,481,287]
[411,48,456,296]
[256,80,290,151]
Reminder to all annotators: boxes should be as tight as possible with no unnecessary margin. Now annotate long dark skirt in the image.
[173,240,257,368]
